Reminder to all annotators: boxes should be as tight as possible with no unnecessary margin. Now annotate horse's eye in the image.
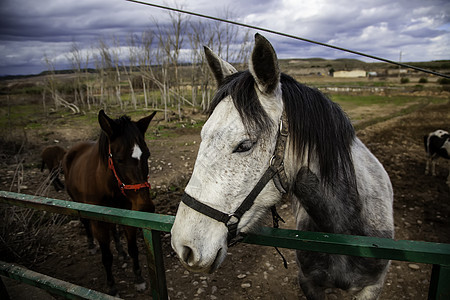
[233,140,255,153]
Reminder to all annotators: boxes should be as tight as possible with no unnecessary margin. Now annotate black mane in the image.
[209,71,356,188]
[209,71,274,138]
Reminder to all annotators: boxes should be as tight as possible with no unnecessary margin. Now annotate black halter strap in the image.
[182,111,289,246]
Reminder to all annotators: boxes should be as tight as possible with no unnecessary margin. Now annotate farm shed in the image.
[333,70,367,78]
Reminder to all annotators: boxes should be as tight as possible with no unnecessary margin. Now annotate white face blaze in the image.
[131,144,142,160]
[171,93,284,273]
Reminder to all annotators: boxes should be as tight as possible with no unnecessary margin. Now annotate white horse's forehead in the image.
[202,98,245,140]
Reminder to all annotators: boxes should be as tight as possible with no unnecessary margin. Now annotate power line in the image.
[126,0,449,79]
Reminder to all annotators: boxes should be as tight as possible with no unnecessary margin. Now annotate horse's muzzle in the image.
[129,188,155,213]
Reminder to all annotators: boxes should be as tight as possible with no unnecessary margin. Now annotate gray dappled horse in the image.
[171,34,394,300]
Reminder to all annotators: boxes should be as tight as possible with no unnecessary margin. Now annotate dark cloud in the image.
[0,0,449,75]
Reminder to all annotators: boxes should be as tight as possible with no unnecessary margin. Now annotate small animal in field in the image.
[40,145,66,191]
[171,34,394,300]
[62,109,156,296]
[424,129,450,186]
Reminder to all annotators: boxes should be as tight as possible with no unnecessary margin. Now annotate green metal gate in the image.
[1,191,449,299]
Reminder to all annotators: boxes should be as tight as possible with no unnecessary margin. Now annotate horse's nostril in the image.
[181,246,193,264]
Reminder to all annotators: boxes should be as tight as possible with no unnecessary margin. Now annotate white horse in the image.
[171,33,394,300]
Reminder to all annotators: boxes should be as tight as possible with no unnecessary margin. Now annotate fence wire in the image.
[126,0,450,79]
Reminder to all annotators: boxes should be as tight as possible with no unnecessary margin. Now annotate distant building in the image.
[387,69,408,76]
[333,70,366,78]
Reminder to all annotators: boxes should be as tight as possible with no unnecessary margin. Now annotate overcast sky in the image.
[0,0,449,76]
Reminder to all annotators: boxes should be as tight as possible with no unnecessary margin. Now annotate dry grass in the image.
[0,144,67,266]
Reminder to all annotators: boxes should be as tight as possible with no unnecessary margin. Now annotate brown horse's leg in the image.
[51,175,65,191]
[92,221,117,296]
[124,226,146,292]
[80,218,96,254]
[111,225,128,261]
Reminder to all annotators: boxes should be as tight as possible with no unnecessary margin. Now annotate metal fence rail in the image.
[0,261,118,300]
[1,191,449,299]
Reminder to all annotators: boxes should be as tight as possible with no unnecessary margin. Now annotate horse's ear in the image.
[204,46,237,86]
[98,110,117,139]
[136,111,157,135]
[249,33,280,94]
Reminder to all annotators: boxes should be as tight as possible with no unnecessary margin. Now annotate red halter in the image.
[108,145,151,196]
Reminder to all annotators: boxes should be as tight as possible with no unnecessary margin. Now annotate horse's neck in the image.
[91,140,117,196]
[292,167,363,235]
[93,140,109,172]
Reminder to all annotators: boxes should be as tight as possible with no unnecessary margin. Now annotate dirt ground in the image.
[1,100,449,300]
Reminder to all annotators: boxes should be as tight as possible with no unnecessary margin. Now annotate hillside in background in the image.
[1,57,448,120]
[278,58,450,77]
[1,59,449,81]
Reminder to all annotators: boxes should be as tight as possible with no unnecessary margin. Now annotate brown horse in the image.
[40,145,66,191]
[63,109,156,295]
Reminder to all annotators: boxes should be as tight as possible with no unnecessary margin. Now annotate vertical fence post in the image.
[428,264,450,300]
[143,229,168,300]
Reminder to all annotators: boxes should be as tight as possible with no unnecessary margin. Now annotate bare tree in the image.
[94,38,123,108]
[41,5,250,116]
[157,35,170,121]
[125,33,139,109]
[43,54,80,113]
[111,36,124,108]
[153,4,191,120]
[189,19,215,111]
[213,8,251,65]
[67,42,92,110]
[188,9,251,111]
[168,7,188,119]
[43,54,59,109]
[139,30,167,110]
[137,30,155,109]
[84,51,95,109]
[95,39,112,106]
[92,47,105,107]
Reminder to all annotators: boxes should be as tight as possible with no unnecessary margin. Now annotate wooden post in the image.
[428,264,450,300]
[143,229,168,300]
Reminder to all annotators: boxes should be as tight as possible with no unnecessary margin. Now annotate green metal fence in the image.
[1,191,449,299]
